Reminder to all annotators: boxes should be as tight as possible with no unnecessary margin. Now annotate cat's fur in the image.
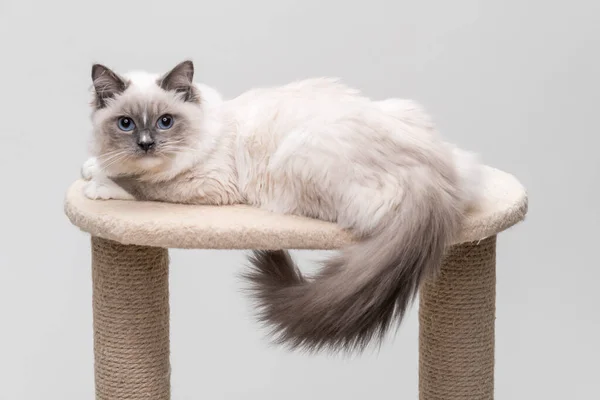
[84,60,483,353]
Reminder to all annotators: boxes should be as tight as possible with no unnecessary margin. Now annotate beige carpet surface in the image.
[64,166,527,250]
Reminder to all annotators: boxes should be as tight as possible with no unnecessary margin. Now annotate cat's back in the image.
[225,77,364,122]
[223,77,369,149]
[235,77,359,100]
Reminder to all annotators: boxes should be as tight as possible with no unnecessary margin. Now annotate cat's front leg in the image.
[81,157,100,181]
[81,157,135,200]
[83,177,135,200]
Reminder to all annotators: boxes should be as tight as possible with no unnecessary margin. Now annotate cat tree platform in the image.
[64,165,527,400]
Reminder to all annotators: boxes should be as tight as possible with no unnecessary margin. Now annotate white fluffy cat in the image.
[83,60,482,352]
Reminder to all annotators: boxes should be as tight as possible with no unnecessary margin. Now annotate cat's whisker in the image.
[159,144,196,149]
[159,148,198,154]
[100,153,131,171]
[157,142,196,149]
[97,153,127,164]
[160,139,191,145]
[97,149,129,161]
[97,151,130,166]
[97,149,125,158]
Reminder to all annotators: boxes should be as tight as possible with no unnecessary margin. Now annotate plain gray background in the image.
[1,0,598,399]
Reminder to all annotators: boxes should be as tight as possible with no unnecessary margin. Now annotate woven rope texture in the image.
[419,236,496,400]
[92,237,170,400]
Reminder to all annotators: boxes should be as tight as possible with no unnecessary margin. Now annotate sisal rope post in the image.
[419,236,496,400]
[91,237,171,400]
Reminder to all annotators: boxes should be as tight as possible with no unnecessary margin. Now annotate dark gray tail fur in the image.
[245,186,463,353]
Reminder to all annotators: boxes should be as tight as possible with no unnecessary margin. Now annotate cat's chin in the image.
[134,155,165,170]
[102,155,168,178]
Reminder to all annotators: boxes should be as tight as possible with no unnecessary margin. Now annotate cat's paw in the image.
[83,179,134,201]
[81,157,99,181]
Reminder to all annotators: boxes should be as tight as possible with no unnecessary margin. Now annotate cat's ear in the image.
[91,64,127,109]
[158,60,200,103]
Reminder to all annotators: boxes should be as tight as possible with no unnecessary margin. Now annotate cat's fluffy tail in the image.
[245,163,474,353]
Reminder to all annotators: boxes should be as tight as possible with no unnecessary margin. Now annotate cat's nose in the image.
[137,140,155,152]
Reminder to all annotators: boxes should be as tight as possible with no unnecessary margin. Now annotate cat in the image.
[83,60,483,353]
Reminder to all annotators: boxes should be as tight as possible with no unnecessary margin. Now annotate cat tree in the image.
[64,165,527,400]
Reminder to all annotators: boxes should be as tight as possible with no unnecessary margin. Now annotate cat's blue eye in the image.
[117,117,135,132]
[157,114,174,130]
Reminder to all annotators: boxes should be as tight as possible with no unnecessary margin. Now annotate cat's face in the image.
[90,60,204,177]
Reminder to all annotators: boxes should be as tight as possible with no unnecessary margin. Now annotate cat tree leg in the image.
[419,236,496,400]
[91,237,171,400]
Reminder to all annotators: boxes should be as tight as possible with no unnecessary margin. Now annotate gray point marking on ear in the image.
[158,60,200,103]
[91,63,128,109]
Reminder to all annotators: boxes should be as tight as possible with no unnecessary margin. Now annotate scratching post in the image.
[419,236,496,400]
[91,238,170,400]
[65,166,527,399]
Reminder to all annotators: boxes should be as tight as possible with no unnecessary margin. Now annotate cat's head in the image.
[90,60,208,177]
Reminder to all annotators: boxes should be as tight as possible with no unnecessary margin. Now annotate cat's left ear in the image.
[158,60,200,103]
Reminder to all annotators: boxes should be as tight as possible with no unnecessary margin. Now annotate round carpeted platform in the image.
[64,166,527,249]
